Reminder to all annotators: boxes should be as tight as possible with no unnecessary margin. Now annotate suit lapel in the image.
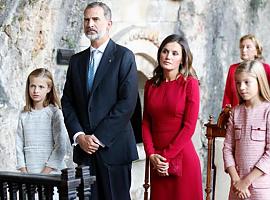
[91,39,116,93]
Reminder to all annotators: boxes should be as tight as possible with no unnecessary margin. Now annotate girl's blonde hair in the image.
[24,68,61,111]
[239,34,263,60]
[235,60,270,104]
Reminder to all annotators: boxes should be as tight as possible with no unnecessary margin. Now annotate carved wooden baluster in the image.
[37,185,46,200]
[26,184,37,200]
[76,165,91,200]
[0,182,8,200]
[89,171,96,196]
[18,183,27,200]
[59,168,80,200]
[44,186,54,200]
[205,115,214,200]
[143,157,150,200]
[8,182,18,200]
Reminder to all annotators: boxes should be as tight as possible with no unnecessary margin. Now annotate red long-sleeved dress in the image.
[222,62,270,108]
[142,75,203,200]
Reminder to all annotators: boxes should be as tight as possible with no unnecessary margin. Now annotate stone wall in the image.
[0,0,270,199]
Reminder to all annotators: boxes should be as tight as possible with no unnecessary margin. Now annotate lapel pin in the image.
[109,59,112,63]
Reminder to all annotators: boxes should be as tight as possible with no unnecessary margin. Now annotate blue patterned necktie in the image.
[88,50,96,92]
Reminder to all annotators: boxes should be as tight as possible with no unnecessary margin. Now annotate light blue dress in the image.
[16,105,68,174]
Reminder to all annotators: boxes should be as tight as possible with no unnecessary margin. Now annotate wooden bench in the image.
[204,105,231,200]
[0,165,96,199]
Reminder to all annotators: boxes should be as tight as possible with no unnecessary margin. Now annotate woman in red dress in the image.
[142,34,203,200]
[222,34,270,108]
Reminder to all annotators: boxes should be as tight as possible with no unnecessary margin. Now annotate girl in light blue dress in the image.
[16,68,69,174]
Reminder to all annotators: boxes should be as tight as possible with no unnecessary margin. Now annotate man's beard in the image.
[85,30,107,41]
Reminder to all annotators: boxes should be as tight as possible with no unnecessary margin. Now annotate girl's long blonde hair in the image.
[235,60,270,104]
[24,68,61,111]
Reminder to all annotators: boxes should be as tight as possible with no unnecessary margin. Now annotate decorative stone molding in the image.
[112,26,160,79]
[128,28,160,47]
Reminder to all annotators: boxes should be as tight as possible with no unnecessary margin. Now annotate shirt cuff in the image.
[73,132,85,146]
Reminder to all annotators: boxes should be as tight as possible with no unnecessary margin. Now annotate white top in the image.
[16,105,69,173]
[89,38,110,76]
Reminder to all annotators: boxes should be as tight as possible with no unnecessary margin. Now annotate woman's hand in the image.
[149,154,169,176]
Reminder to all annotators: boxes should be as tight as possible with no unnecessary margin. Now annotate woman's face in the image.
[240,39,258,61]
[160,41,182,73]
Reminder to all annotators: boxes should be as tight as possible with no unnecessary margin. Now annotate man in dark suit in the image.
[61,2,138,200]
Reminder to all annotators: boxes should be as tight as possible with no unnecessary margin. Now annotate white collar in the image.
[90,38,110,53]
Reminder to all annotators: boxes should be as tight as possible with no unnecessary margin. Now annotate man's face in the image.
[84,6,112,41]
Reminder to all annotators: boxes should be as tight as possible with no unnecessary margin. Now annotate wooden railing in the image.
[143,157,150,200]
[204,105,231,200]
[0,165,96,200]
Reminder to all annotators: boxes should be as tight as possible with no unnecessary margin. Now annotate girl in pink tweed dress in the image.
[223,60,270,200]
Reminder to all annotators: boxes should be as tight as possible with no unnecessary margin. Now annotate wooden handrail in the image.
[0,166,95,199]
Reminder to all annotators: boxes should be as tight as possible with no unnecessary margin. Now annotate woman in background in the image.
[222,34,270,108]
